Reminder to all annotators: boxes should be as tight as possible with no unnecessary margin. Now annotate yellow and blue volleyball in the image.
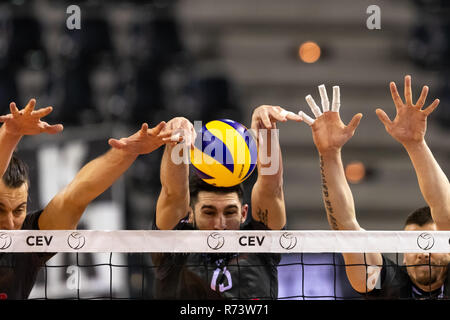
[190,119,257,187]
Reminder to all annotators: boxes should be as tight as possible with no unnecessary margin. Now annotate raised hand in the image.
[299,85,362,156]
[251,105,302,131]
[0,99,63,136]
[160,117,197,148]
[108,122,178,155]
[376,75,440,147]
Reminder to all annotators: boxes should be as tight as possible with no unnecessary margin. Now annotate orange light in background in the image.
[345,161,366,184]
[299,41,321,63]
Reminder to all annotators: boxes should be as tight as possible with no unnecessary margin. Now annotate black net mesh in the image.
[2,250,448,300]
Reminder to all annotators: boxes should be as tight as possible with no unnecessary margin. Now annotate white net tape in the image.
[1,230,449,253]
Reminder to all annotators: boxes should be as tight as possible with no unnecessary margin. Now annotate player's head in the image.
[0,155,29,230]
[188,174,248,230]
[403,206,450,291]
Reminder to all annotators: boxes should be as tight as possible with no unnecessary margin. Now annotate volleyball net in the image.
[1,230,449,300]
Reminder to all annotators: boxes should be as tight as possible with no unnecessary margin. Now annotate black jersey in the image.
[365,255,450,299]
[0,210,55,300]
[151,218,281,300]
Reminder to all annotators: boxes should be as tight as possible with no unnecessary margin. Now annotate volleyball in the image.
[190,119,257,187]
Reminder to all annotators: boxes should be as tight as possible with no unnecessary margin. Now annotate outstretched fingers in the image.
[390,82,404,110]
[331,86,341,112]
[9,102,20,116]
[280,109,302,122]
[423,99,440,116]
[305,95,322,118]
[42,123,64,134]
[318,84,330,112]
[268,107,288,123]
[24,99,36,115]
[346,113,363,134]
[375,108,392,129]
[404,75,413,106]
[31,106,53,118]
[149,121,167,136]
[298,111,315,126]
[108,138,126,149]
[0,114,12,122]
[415,85,429,109]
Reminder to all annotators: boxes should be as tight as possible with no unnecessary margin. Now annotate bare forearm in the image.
[251,129,286,229]
[0,126,22,177]
[160,145,189,196]
[320,152,382,292]
[319,152,360,230]
[255,127,283,189]
[156,145,190,229]
[404,140,450,219]
[65,148,137,206]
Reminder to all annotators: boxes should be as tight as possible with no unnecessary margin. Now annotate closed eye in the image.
[13,204,27,216]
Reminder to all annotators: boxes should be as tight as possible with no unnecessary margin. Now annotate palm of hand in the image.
[312,112,352,154]
[118,132,164,155]
[388,106,426,144]
[1,100,62,136]
[4,112,48,135]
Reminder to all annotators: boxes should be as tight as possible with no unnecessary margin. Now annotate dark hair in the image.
[2,154,29,188]
[189,174,244,207]
[404,206,434,227]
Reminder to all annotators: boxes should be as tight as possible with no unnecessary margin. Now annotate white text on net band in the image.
[1,230,450,253]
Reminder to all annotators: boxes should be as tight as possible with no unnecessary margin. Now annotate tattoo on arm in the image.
[257,208,269,227]
[320,156,339,230]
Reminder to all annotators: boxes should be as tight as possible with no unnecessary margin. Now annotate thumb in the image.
[108,138,125,149]
[347,113,363,133]
[375,108,392,129]
[45,124,64,134]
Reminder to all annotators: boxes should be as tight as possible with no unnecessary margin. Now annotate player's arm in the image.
[300,85,382,293]
[155,117,196,230]
[0,99,63,177]
[39,122,172,230]
[376,75,449,230]
[250,105,302,230]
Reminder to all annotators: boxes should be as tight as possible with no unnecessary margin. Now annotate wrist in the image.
[319,149,342,161]
[0,129,22,149]
[110,147,139,162]
[403,139,427,152]
[0,125,22,139]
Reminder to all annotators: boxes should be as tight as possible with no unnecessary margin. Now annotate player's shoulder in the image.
[174,218,195,230]
[21,210,44,230]
[241,218,283,231]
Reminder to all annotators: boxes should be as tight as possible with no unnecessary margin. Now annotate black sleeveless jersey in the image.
[0,210,54,300]
[152,219,281,299]
[365,255,450,299]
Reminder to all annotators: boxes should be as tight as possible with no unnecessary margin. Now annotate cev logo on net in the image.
[0,232,12,250]
[207,232,225,250]
[67,232,86,250]
[417,232,435,251]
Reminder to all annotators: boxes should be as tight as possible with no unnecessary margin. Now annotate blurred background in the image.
[0,0,449,299]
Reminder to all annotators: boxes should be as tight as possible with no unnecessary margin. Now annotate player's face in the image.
[0,180,28,230]
[403,223,450,290]
[190,191,248,230]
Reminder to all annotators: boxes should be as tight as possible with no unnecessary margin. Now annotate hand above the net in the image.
[299,85,362,157]
[0,99,63,136]
[108,122,178,155]
[159,117,197,148]
[251,105,302,131]
[376,75,440,148]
